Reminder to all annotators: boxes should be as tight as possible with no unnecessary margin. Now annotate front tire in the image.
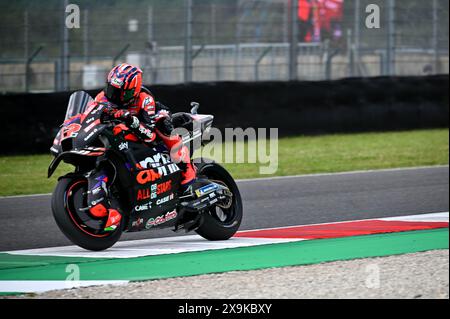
[194,159,243,240]
[51,176,123,251]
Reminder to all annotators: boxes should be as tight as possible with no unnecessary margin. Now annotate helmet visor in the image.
[105,84,123,106]
[105,84,135,107]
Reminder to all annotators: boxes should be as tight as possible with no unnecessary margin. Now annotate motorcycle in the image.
[48,90,242,251]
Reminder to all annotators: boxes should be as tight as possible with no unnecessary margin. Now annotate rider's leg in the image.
[154,118,196,186]
[86,170,122,231]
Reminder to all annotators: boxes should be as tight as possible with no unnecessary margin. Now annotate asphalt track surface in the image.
[0,166,448,251]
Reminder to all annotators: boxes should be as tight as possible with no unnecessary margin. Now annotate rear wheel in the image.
[194,159,243,240]
[51,176,123,251]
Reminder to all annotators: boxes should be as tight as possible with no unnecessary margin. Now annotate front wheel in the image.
[51,176,123,251]
[194,159,243,240]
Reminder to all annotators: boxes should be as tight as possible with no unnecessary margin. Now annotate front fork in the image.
[86,170,109,209]
[84,169,122,231]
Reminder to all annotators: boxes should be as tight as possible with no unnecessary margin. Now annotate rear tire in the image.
[194,159,243,240]
[52,176,123,251]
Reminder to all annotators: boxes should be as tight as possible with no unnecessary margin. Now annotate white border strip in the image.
[0,280,129,294]
[5,237,303,259]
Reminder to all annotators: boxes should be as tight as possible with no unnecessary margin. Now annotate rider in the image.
[87,63,196,231]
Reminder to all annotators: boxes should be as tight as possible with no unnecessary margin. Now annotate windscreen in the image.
[65,91,94,120]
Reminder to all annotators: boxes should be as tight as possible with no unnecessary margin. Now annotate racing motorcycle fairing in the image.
[50,91,238,246]
[51,96,109,157]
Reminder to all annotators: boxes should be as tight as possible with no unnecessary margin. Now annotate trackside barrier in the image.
[0,75,448,155]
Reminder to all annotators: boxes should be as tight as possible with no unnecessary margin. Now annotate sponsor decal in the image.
[137,163,180,179]
[195,184,219,198]
[90,104,104,115]
[84,128,98,142]
[85,117,95,124]
[83,119,100,133]
[136,154,180,184]
[156,193,175,205]
[142,96,154,108]
[139,153,171,169]
[136,169,161,185]
[150,184,158,199]
[145,210,177,229]
[138,126,154,139]
[91,186,102,195]
[137,180,172,201]
[135,202,152,212]
[137,188,151,201]
[50,146,59,153]
[142,96,156,114]
[157,180,172,195]
[62,123,81,140]
[132,218,144,228]
[119,142,129,151]
[111,77,123,87]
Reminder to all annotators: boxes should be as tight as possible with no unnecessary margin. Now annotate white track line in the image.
[0,281,129,294]
[0,165,447,199]
[382,212,449,223]
[0,193,52,199]
[237,165,449,183]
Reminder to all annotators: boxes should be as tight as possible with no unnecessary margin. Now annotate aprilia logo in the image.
[139,153,171,169]
[137,153,180,182]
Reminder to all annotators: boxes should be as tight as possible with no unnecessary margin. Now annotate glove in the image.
[113,109,131,121]
[156,101,170,112]
[113,110,140,129]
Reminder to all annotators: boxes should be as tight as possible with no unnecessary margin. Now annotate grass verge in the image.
[0,129,448,197]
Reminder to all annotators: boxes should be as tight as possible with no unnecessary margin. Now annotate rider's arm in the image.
[137,99,173,138]
[116,96,174,142]
[128,115,156,142]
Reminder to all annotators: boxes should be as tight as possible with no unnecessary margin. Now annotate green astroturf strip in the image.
[0,229,447,282]
[1,129,448,196]
[0,292,24,296]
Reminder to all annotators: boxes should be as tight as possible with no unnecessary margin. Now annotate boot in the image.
[104,209,122,232]
[178,161,197,197]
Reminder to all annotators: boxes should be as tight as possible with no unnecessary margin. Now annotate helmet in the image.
[105,63,142,107]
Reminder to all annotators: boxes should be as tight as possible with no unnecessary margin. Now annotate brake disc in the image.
[211,180,233,209]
